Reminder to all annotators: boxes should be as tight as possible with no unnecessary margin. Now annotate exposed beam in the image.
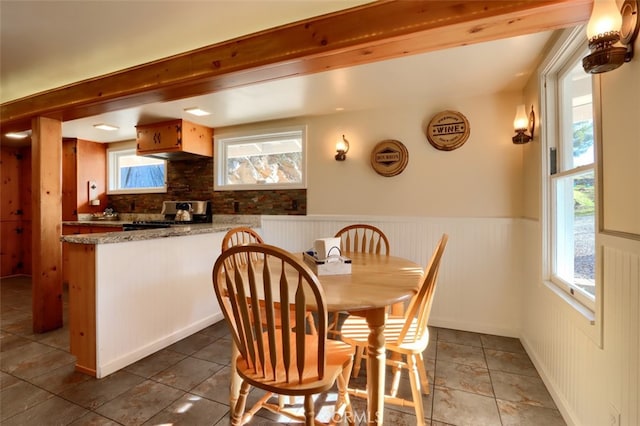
[0,0,592,135]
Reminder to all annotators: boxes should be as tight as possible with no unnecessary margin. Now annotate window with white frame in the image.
[543,33,597,313]
[107,145,167,194]
[214,126,306,190]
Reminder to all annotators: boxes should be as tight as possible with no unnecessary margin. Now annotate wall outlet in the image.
[608,404,620,426]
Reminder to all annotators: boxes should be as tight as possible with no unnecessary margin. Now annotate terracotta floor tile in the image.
[145,393,229,425]
[497,399,566,425]
[94,379,185,426]
[490,370,556,408]
[2,395,88,426]
[432,387,501,426]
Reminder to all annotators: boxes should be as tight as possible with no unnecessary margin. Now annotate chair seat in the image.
[236,331,354,395]
[340,315,430,354]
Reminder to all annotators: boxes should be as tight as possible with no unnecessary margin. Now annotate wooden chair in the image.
[339,234,448,426]
[212,244,354,426]
[222,226,317,336]
[330,224,390,368]
[221,226,264,264]
[334,223,390,256]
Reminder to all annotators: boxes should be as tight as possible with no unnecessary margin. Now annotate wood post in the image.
[31,116,63,333]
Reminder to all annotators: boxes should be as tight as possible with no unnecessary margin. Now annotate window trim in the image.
[539,26,602,346]
[214,125,307,191]
[106,143,167,195]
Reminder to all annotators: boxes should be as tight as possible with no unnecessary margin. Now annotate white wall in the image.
[216,91,526,218]
[520,33,640,426]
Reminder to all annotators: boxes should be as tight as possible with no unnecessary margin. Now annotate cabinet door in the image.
[137,121,181,152]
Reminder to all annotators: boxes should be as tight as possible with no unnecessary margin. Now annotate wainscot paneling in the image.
[260,215,523,337]
[520,220,640,426]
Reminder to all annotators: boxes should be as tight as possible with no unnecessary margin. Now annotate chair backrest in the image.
[334,224,390,255]
[221,227,264,266]
[395,234,448,347]
[212,243,328,383]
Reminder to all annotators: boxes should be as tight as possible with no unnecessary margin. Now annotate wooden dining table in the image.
[227,251,424,425]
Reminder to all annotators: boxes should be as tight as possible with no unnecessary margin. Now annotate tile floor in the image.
[1,276,566,425]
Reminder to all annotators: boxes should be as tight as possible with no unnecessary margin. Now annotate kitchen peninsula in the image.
[61,219,259,378]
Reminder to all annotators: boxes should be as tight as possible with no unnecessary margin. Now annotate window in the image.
[543,33,597,313]
[214,126,306,190]
[107,145,167,194]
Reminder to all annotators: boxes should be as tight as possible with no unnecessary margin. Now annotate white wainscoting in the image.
[94,232,224,378]
[260,215,523,337]
[520,220,640,426]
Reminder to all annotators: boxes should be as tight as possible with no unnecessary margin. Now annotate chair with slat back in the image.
[221,227,264,265]
[334,224,390,256]
[330,224,390,370]
[339,234,448,426]
[222,227,317,336]
[212,244,355,426]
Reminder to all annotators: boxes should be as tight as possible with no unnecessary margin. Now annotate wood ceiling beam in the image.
[0,0,592,134]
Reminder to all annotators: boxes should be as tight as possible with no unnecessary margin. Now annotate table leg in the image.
[365,307,386,425]
[230,340,241,412]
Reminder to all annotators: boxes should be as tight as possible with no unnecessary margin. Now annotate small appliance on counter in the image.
[122,200,211,231]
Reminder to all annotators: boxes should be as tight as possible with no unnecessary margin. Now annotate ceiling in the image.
[1,1,558,145]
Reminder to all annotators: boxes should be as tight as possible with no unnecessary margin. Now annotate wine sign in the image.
[426,110,470,151]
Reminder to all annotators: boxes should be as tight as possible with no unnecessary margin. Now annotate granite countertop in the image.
[60,223,255,245]
[63,220,129,227]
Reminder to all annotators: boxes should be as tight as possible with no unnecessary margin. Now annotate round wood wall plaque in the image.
[370,139,409,177]
[426,110,470,151]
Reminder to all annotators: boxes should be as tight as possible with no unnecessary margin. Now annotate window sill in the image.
[542,280,602,348]
[543,280,595,324]
[107,188,167,195]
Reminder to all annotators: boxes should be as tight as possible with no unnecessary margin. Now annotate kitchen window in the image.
[107,145,167,194]
[214,126,307,190]
[542,28,598,315]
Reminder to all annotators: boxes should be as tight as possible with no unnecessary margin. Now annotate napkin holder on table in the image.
[303,250,352,276]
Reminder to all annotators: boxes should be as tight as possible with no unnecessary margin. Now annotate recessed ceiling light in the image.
[184,107,210,117]
[93,123,119,131]
[335,107,345,111]
[5,131,30,139]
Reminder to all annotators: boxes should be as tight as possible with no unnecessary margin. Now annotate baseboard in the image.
[519,336,578,426]
[429,317,519,338]
[97,312,224,378]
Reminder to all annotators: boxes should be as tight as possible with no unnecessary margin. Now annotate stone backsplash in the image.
[108,157,306,215]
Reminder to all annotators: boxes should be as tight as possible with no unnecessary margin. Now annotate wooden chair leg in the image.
[417,352,430,395]
[335,362,354,426]
[388,359,403,398]
[232,381,250,426]
[407,355,426,426]
[303,395,315,426]
[351,346,365,378]
[306,311,317,335]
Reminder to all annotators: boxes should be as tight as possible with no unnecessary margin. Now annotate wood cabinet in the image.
[136,119,213,160]
[0,146,31,277]
[62,139,107,221]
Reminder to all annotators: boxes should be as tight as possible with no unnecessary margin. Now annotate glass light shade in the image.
[336,136,348,152]
[513,105,529,130]
[586,0,623,39]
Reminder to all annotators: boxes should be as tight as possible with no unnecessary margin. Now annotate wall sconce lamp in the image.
[335,134,350,161]
[583,0,640,74]
[512,104,535,144]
